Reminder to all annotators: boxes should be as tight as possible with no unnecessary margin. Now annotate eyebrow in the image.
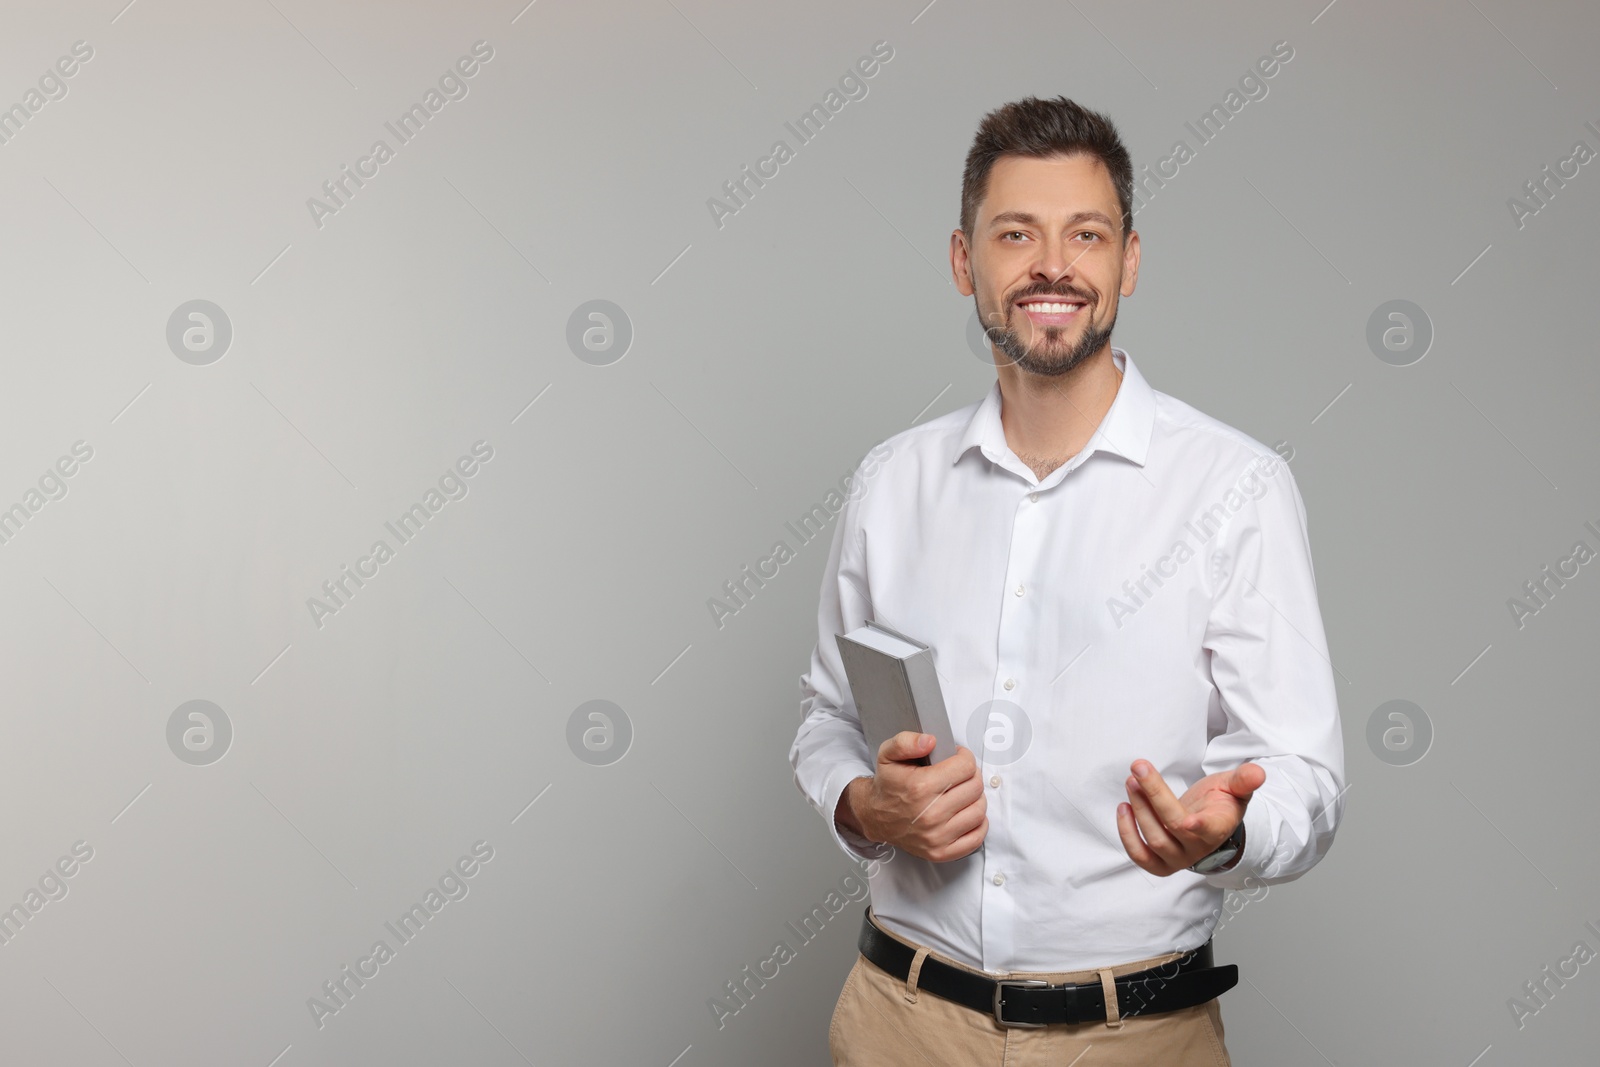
[987,209,1118,232]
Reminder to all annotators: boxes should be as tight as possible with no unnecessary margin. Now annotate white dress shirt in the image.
[789,346,1345,973]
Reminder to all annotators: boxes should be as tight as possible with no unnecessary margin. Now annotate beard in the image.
[980,295,1116,378]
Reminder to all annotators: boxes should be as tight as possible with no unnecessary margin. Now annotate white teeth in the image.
[1022,301,1083,313]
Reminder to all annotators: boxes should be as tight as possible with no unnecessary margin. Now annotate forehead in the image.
[978,152,1119,226]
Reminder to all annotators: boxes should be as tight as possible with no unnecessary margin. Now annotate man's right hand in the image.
[835,732,988,862]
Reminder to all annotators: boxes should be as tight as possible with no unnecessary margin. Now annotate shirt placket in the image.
[979,482,1046,973]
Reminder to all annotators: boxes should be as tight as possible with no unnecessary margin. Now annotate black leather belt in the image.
[858,907,1238,1028]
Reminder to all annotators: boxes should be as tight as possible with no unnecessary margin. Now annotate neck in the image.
[996,345,1123,476]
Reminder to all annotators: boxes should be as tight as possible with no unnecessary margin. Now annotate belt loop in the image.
[904,947,929,1003]
[1097,968,1123,1028]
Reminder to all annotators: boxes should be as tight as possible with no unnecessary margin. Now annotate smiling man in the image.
[790,96,1345,1065]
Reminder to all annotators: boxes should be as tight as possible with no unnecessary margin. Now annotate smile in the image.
[1016,299,1088,324]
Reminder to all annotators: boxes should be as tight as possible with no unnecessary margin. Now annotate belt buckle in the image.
[992,978,1050,1029]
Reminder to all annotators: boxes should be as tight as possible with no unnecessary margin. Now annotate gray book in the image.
[835,621,958,767]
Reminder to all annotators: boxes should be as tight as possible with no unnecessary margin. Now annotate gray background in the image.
[0,0,1595,1063]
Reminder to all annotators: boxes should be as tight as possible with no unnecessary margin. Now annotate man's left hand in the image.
[1115,760,1266,876]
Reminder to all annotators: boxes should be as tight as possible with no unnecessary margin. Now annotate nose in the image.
[1030,234,1086,289]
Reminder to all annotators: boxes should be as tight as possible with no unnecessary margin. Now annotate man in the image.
[789,96,1344,1065]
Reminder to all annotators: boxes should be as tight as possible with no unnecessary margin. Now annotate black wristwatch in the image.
[1189,820,1246,874]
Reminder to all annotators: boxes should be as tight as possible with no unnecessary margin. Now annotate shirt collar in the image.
[951,346,1156,471]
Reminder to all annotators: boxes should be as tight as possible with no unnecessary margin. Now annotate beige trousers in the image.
[829,910,1231,1066]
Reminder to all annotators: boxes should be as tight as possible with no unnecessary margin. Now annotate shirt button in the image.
[1003,678,1016,691]
[993,873,1006,886]
[1014,584,1025,596]
[989,775,1001,788]
[1029,492,1039,502]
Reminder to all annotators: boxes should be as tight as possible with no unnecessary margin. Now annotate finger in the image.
[1126,776,1186,864]
[1129,761,1196,833]
[883,756,974,813]
[934,816,989,863]
[933,743,978,769]
[879,731,936,766]
[918,744,981,796]
[1228,761,1267,798]
[910,773,983,827]
[935,794,987,843]
[1115,801,1167,875]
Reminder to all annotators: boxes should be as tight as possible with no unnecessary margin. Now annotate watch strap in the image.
[1189,819,1245,873]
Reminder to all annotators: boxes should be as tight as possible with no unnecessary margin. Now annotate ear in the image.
[1120,227,1140,298]
[951,230,976,296]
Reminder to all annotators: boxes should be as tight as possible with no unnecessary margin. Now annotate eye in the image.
[1073,231,1102,243]
[1001,230,1028,242]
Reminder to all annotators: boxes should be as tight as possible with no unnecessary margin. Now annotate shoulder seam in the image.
[1151,394,1280,461]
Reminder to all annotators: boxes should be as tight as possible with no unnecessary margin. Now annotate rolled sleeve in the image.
[790,451,893,863]
[1198,453,1346,890]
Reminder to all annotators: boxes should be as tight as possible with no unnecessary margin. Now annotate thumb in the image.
[1228,762,1267,798]
[879,731,935,765]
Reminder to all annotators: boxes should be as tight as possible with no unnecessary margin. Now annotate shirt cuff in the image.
[1198,798,1272,890]
[823,763,891,863]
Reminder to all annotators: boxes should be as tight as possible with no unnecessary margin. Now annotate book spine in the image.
[903,650,955,763]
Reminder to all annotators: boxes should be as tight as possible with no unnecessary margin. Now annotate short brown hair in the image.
[959,96,1134,240]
